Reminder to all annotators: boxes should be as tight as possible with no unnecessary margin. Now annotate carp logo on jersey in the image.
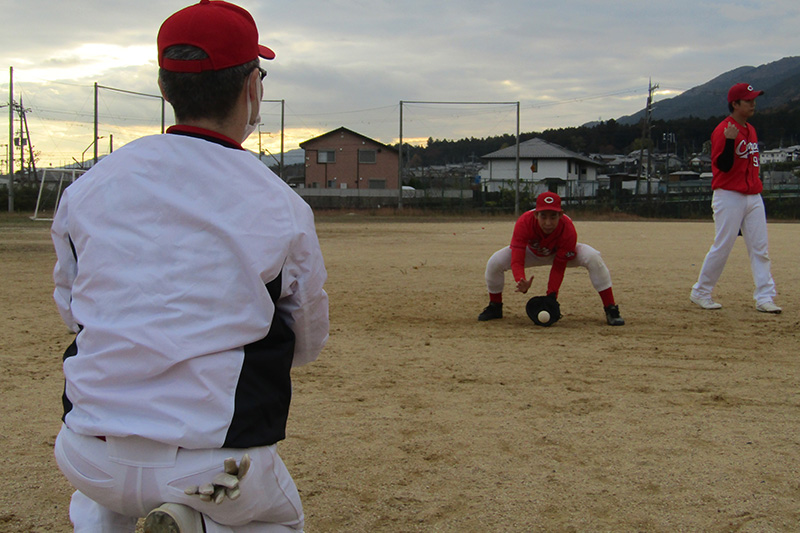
[735,139,760,167]
[530,241,553,256]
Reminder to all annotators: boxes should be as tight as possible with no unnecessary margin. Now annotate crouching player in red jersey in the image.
[478,191,624,326]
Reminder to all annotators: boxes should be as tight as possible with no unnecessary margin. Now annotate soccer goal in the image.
[30,168,87,221]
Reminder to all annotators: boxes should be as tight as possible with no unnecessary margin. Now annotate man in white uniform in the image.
[51,1,329,531]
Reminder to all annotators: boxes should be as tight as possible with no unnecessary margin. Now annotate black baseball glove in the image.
[525,293,561,327]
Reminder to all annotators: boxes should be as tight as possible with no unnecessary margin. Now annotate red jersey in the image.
[710,117,762,195]
[509,211,577,296]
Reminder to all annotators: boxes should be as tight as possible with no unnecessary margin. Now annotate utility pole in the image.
[94,83,99,165]
[20,96,37,182]
[514,101,520,217]
[662,132,675,179]
[280,99,285,180]
[17,102,24,179]
[8,67,14,212]
[636,79,658,196]
[398,100,404,209]
[3,88,35,209]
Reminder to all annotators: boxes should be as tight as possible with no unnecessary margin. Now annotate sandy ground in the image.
[1,212,799,532]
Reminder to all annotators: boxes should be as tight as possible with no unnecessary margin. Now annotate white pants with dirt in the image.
[691,189,776,305]
[485,243,612,295]
[54,424,304,533]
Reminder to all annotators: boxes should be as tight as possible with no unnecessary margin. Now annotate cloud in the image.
[3,0,800,167]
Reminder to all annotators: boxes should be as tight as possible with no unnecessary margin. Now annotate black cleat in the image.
[604,304,625,326]
[478,302,503,321]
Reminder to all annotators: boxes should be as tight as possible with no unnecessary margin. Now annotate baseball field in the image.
[2,211,799,532]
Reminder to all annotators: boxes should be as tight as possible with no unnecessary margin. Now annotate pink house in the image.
[300,127,399,189]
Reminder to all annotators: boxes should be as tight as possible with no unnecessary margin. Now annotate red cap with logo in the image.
[727,83,764,103]
[158,0,275,73]
[534,192,562,212]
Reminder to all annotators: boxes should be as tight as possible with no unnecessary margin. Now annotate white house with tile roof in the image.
[480,138,604,197]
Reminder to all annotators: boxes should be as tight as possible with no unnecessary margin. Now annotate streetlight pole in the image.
[78,137,105,169]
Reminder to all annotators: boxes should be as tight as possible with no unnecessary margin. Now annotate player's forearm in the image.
[53,282,79,332]
[281,245,329,366]
[510,246,526,281]
[51,206,80,332]
[284,289,329,367]
[715,138,735,172]
[278,204,329,366]
[546,259,567,297]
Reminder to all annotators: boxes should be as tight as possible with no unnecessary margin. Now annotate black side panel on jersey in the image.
[224,271,296,448]
[61,336,79,421]
[61,235,79,421]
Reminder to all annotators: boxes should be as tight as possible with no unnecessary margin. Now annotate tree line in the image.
[396,103,800,167]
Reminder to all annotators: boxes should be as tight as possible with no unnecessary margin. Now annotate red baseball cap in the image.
[158,0,275,73]
[727,83,764,103]
[534,192,562,212]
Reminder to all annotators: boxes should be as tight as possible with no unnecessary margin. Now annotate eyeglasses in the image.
[257,67,267,81]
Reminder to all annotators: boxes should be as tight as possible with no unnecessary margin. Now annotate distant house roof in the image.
[766,145,800,151]
[670,170,701,177]
[299,126,397,152]
[603,154,638,165]
[482,138,601,166]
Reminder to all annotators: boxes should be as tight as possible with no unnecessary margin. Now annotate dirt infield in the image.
[1,213,799,532]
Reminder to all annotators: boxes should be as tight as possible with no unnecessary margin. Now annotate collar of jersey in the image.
[166,125,244,150]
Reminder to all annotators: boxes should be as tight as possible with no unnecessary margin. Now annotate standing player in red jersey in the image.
[690,83,781,313]
[478,191,624,326]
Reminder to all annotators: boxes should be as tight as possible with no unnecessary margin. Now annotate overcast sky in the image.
[2,0,799,168]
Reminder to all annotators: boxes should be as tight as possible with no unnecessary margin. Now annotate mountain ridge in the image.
[616,56,800,124]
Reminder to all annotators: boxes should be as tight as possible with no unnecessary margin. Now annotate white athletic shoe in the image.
[756,301,782,314]
[690,294,722,310]
[143,503,204,533]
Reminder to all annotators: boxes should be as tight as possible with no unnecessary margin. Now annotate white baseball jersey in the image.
[52,128,329,449]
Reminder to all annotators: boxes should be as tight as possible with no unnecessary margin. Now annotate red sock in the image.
[489,293,502,304]
[599,287,615,307]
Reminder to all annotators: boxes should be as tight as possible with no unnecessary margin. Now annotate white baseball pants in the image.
[485,243,613,295]
[55,424,304,533]
[692,189,776,304]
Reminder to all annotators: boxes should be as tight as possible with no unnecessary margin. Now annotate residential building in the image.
[761,145,800,165]
[299,127,399,189]
[689,154,712,173]
[480,138,603,198]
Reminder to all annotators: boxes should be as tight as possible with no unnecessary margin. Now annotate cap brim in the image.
[735,90,764,101]
[259,45,275,60]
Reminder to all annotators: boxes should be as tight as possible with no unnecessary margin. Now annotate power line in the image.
[523,87,646,110]
[286,104,397,118]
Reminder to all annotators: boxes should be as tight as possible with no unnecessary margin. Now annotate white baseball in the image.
[537,310,550,323]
